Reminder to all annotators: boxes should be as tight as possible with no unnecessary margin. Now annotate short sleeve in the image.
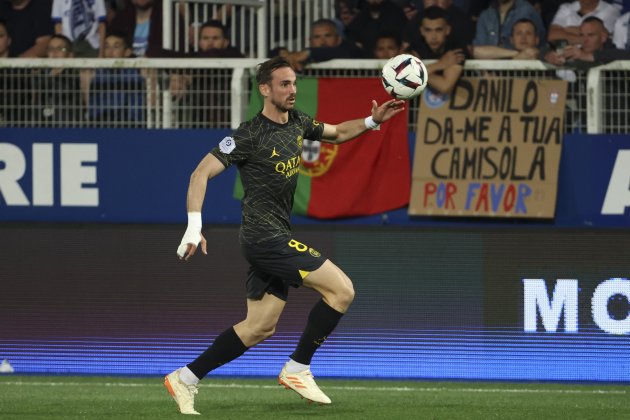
[95,0,107,20]
[551,4,572,27]
[300,112,324,141]
[51,0,62,20]
[210,130,255,168]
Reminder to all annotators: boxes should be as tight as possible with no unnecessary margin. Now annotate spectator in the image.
[528,0,564,28]
[414,6,465,94]
[52,0,107,58]
[105,0,125,25]
[282,19,364,71]
[0,18,23,126]
[85,32,145,125]
[548,0,620,46]
[195,20,243,58]
[545,16,630,67]
[109,0,185,57]
[472,18,540,59]
[335,0,360,29]
[403,0,476,52]
[346,0,407,53]
[613,10,630,50]
[474,0,545,50]
[32,34,83,127]
[170,20,244,128]
[0,17,9,57]
[373,33,403,58]
[0,0,54,57]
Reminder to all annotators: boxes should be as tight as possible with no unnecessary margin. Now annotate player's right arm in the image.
[177,153,226,261]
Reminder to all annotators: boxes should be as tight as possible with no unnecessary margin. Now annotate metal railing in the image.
[0,58,627,133]
[162,0,336,58]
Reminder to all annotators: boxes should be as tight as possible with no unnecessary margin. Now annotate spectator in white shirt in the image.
[612,11,630,49]
[52,0,107,57]
[548,0,620,45]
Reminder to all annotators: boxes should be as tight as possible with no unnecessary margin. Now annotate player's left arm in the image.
[320,99,405,144]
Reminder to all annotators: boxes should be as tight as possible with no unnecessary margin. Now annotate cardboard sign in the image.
[409,78,567,218]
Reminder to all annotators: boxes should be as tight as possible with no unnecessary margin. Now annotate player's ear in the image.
[259,83,270,97]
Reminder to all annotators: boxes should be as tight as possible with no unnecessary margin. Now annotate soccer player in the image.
[164,56,404,415]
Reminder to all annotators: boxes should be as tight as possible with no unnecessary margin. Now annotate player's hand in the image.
[177,231,207,261]
[371,99,405,124]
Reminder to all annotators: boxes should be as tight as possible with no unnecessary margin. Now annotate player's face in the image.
[309,24,340,48]
[0,25,10,57]
[199,27,228,51]
[267,67,297,113]
[579,21,607,53]
[420,18,450,52]
[511,22,538,51]
[373,38,400,59]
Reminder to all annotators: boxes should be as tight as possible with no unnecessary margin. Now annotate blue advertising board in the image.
[0,129,628,227]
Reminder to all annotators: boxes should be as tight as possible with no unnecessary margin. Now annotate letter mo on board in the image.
[523,278,630,335]
[0,143,99,206]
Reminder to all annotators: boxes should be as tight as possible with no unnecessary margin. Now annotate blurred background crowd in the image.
[0,0,629,128]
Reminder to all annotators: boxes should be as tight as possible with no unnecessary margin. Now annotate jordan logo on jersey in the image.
[270,147,280,158]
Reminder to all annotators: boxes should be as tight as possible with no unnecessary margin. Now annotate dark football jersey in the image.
[211,110,325,244]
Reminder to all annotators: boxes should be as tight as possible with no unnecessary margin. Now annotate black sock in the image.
[187,327,248,379]
[290,299,344,365]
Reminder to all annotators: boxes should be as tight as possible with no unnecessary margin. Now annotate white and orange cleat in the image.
[164,369,201,415]
[278,364,331,405]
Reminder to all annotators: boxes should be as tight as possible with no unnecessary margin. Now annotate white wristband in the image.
[364,116,380,130]
[187,211,202,231]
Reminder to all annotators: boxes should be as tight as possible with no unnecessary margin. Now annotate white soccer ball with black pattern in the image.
[381,54,428,100]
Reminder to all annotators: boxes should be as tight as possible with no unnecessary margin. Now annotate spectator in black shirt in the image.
[346,0,407,54]
[0,0,54,57]
[412,6,465,94]
[32,34,83,127]
[0,17,9,57]
[170,20,245,128]
[282,19,364,71]
[403,0,475,53]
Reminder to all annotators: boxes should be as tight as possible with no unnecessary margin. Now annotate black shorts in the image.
[241,237,326,301]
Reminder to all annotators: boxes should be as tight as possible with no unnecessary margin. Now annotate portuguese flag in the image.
[236,77,410,219]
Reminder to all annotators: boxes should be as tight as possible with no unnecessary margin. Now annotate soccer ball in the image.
[381,54,428,100]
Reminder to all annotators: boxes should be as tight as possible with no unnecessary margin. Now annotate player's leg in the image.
[279,259,355,404]
[165,292,285,415]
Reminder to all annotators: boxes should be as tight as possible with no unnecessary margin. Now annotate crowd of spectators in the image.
[0,0,630,126]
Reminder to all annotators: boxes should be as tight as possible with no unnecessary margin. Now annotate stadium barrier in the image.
[161,0,336,58]
[0,59,629,133]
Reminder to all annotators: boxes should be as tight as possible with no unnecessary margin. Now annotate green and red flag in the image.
[235,77,410,219]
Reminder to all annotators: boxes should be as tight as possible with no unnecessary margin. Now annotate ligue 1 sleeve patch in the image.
[219,136,235,154]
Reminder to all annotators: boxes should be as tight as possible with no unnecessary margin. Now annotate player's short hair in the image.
[422,6,450,24]
[0,18,8,34]
[256,56,293,85]
[49,34,73,52]
[200,19,228,38]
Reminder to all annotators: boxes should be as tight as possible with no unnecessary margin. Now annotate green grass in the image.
[0,375,628,419]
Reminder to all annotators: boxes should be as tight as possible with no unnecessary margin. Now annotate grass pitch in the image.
[0,375,628,419]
